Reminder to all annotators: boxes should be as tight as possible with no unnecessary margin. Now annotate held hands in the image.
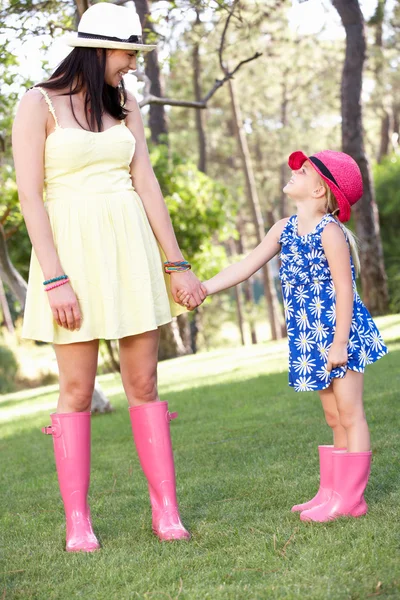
[170,270,207,310]
[47,282,82,331]
[326,341,348,372]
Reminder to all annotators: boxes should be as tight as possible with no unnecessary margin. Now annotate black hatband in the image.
[309,156,339,188]
[78,32,143,44]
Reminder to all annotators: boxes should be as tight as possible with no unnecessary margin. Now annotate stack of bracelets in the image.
[164,260,191,274]
[43,274,69,292]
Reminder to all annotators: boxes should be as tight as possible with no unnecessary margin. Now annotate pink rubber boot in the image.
[300,450,372,522]
[42,412,100,552]
[129,401,190,541]
[292,445,345,512]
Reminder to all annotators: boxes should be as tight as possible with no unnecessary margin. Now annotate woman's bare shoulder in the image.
[16,87,48,116]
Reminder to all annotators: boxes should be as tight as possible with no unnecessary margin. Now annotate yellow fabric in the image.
[22,88,186,344]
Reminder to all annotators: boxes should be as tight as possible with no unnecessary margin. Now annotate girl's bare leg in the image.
[332,370,370,452]
[319,384,347,448]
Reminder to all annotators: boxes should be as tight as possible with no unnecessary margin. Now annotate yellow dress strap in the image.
[36,86,60,129]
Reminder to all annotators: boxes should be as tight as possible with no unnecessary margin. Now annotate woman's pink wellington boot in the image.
[291,445,346,512]
[129,401,190,541]
[300,450,372,522]
[42,412,100,552]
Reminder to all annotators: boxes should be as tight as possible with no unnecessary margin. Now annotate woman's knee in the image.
[124,372,157,403]
[60,378,95,411]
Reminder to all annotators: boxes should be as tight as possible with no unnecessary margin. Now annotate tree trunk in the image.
[332,0,389,315]
[228,239,245,345]
[74,0,89,21]
[280,75,289,218]
[371,0,390,163]
[134,0,168,144]
[0,222,27,309]
[193,8,207,173]
[158,319,187,360]
[0,274,14,333]
[236,221,257,344]
[228,78,283,339]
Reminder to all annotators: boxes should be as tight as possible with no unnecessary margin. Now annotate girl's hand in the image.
[47,283,82,331]
[170,270,207,310]
[326,342,348,372]
[177,290,192,309]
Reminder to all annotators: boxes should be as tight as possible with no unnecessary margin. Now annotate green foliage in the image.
[0,344,18,393]
[150,143,236,280]
[373,153,400,312]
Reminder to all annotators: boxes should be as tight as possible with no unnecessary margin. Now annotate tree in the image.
[333,0,389,315]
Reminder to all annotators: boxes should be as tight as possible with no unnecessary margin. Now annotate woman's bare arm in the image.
[12,88,81,330]
[125,92,205,307]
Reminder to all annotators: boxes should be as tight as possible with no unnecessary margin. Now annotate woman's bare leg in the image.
[53,340,99,412]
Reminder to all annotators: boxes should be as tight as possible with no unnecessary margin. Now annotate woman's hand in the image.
[326,341,348,372]
[47,283,82,331]
[170,270,206,310]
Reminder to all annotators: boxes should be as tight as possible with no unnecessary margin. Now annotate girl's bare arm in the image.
[322,222,354,369]
[204,219,288,295]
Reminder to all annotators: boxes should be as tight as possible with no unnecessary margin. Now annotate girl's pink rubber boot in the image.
[42,412,100,552]
[300,450,372,522]
[129,401,190,541]
[291,445,345,512]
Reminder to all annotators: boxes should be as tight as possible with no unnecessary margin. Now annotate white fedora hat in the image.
[64,3,157,53]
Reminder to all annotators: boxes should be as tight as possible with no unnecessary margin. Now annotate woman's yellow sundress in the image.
[22,87,185,344]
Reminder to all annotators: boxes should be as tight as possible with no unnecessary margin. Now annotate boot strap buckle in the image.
[167,411,178,422]
[41,423,61,437]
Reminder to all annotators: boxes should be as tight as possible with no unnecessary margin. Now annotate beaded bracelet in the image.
[45,278,70,292]
[164,260,192,274]
[43,274,68,286]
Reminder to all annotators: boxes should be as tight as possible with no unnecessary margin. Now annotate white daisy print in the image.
[316,365,331,383]
[311,320,329,341]
[294,286,309,307]
[310,278,323,294]
[326,281,336,299]
[306,248,325,272]
[294,376,318,392]
[283,298,295,320]
[309,297,325,318]
[295,308,309,331]
[325,305,336,325]
[293,353,316,376]
[317,340,331,359]
[295,331,315,353]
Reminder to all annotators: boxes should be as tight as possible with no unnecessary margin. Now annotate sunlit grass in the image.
[1,314,399,599]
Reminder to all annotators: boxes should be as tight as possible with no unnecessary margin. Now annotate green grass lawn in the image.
[1,314,400,600]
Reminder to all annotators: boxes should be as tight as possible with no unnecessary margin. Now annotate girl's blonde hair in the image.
[321,181,360,275]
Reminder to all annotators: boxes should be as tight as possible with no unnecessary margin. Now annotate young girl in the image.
[179,149,388,522]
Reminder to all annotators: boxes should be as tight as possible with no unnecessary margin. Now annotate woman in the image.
[12,2,205,552]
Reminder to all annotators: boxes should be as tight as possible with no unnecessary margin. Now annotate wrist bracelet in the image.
[164,260,192,274]
[43,274,68,286]
[45,278,70,292]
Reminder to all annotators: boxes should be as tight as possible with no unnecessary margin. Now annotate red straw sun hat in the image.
[288,150,363,223]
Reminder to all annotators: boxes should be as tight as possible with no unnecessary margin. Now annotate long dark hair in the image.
[36,48,128,132]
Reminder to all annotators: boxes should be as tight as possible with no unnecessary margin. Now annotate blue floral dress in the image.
[278,214,388,392]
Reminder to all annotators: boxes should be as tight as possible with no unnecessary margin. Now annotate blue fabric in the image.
[278,214,388,392]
